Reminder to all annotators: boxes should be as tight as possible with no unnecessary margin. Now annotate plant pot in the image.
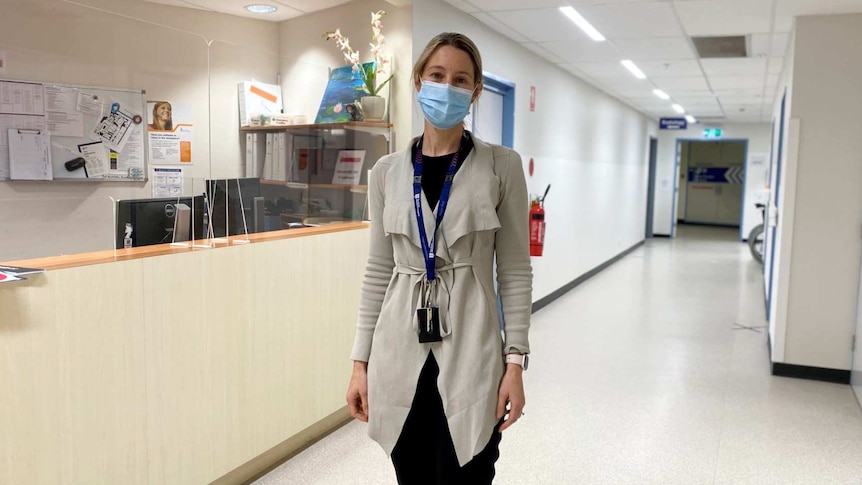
[360,95,386,121]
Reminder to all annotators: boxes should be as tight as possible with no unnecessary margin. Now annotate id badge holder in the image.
[418,307,442,343]
[417,280,442,343]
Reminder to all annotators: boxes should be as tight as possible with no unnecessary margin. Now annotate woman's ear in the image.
[472,82,484,103]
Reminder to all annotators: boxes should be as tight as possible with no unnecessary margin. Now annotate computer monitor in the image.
[115,196,205,248]
[206,178,262,237]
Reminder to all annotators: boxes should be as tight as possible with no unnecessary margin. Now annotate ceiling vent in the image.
[691,36,748,58]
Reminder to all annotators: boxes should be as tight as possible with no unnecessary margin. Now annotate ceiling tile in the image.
[612,37,696,61]
[467,0,568,11]
[768,57,784,75]
[471,12,531,43]
[774,0,862,32]
[442,0,481,13]
[578,2,685,38]
[490,8,599,42]
[520,42,566,65]
[750,33,791,58]
[592,76,653,95]
[141,0,307,20]
[701,58,767,77]
[652,76,710,91]
[708,75,766,90]
[274,0,349,13]
[570,61,632,79]
[639,60,704,77]
[540,40,623,63]
[673,0,774,36]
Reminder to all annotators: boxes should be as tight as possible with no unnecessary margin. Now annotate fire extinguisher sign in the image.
[530,86,536,112]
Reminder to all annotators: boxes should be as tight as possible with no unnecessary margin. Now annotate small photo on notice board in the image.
[147,101,194,165]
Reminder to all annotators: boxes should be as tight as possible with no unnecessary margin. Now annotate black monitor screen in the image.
[206,178,261,237]
[116,196,204,248]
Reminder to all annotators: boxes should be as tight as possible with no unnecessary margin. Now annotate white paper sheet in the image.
[8,128,52,180]
[90,104,137,152]
[76,92,103,116]
[44,85,84,137]
[78,141,109,177]
[0,80,44,115]
[152,167,184,198]
[0,115,46,179]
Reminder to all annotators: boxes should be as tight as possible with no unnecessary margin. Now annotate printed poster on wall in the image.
[147,101,193,165]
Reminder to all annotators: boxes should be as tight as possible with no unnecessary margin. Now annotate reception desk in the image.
[0,223,370,484]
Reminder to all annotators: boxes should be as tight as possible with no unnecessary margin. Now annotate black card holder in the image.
[417,307,442,343]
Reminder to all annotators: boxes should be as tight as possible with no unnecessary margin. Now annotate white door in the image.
[852,257,862,406]
[472,90,504,145]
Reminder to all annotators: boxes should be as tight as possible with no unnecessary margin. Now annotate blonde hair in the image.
[413,33,483,88]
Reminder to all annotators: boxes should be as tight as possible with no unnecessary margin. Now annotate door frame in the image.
[671,138,750,237]
[766,91,788,320]
[646,137,658,238]
[479,72,516,148]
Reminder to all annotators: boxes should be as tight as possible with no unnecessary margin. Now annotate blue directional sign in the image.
[688,166,744,184]
[660,118,688,130]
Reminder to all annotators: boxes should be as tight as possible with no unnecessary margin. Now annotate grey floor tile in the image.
[255,225,862,484]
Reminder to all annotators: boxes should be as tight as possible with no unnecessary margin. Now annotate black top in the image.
[412,132,475,209]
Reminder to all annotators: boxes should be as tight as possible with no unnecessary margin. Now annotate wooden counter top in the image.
[1,221,369,272]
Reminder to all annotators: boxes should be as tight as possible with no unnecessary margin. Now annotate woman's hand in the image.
[346,361,369,422]
[496,364,525,432]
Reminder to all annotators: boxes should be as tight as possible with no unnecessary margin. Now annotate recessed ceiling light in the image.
[245,4,277,13]
[685,115,697,123]
[559,7,606,42]
[672,104,685,114]
[621,60,646,80]
[653,89,670,100]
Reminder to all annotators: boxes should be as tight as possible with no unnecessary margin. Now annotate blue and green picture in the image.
[314,62,373,124]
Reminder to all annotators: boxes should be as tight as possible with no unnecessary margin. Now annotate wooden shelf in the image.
[259,180,367,191]
[240,121,392,132]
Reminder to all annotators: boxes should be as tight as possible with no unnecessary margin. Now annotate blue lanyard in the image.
[413,136,462,282]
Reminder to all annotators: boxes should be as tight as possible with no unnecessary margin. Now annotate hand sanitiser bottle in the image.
[124,223,133,249]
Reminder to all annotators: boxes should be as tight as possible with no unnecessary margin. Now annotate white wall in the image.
[412,0,658,302]
[654,123,771,237]
[0,0,280,260]
[770,14,862,371]
[278,0,413,152]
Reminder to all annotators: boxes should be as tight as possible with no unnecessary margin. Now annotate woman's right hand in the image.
[346,361,369,422]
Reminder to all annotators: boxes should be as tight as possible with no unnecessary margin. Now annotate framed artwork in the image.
[314,62,372,124]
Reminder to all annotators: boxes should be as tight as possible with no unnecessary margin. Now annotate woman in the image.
[148,101,172,131]
[346,32,532,483]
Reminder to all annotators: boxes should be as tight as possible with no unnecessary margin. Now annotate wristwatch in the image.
[505,352,529,371]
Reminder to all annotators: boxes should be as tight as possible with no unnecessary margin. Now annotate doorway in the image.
[646,137,658,238]
[674,139,748,233]
[471,72,515,148]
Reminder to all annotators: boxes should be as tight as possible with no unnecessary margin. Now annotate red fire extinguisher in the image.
[530,185,551,257]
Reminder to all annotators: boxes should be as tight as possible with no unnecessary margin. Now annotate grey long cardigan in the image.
[350,134,533,467]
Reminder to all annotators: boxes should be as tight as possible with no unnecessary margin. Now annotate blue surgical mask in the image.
[417,80,474,130]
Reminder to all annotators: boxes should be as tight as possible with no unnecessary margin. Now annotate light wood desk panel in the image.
[0,225,370,484]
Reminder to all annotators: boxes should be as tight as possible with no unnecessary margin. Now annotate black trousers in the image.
[390,352,502,485]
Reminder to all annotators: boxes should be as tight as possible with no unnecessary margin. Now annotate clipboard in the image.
[8,128,53,180]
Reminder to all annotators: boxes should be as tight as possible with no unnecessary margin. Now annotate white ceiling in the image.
[135,0,862,122]
[445,0,862,123]
[137,0,354,22]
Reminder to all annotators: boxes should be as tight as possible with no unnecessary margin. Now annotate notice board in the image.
[0,78,147,181]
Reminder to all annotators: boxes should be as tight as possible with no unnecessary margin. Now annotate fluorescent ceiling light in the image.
[653,89,670,100]
[245,4,277,13]
[621,60,646,80]
[672,104,685,114]
[685,115,697,123]
[559,7,606,42]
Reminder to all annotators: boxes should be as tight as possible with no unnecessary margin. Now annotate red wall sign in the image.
[529,158,534,176]
[530,86,536,112]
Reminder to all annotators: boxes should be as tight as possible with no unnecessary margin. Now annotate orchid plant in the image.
[325,10,394,97]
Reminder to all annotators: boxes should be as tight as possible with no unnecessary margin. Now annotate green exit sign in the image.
[703,128,724,139]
